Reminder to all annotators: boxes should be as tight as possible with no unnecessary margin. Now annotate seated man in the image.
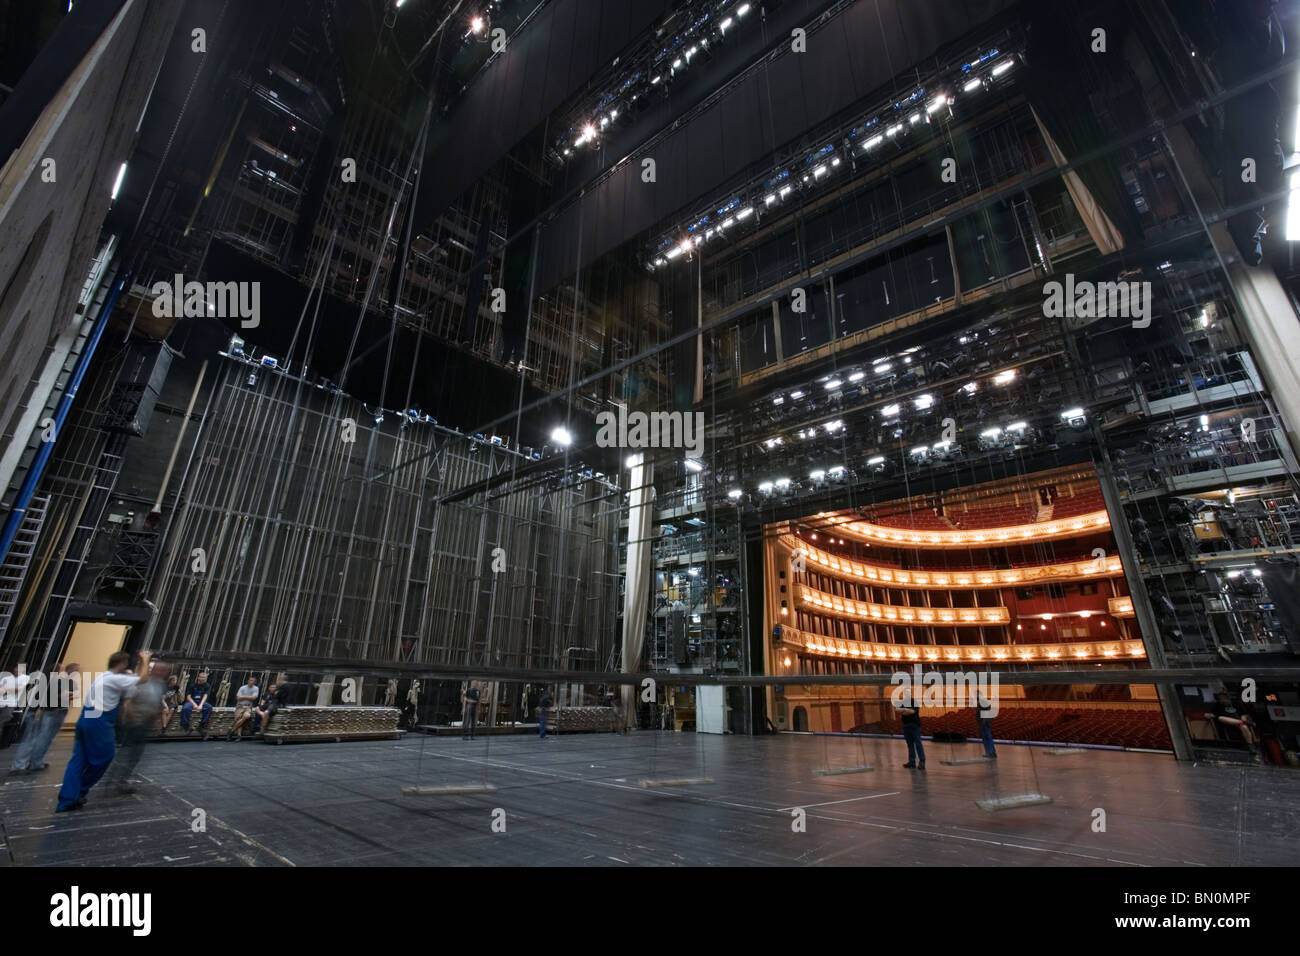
[1212,690,1259,755]
[253,683,279,735]
[227,674,260,740]
[179,670,213,737]
[161,675,181,728]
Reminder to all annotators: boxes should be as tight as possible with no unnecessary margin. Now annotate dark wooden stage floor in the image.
[3,731,1297,866]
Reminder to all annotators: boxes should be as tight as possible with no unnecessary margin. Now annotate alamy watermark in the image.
[595,406,704,458]
[888,665,1000,714]
[1042,274,1151,328]
[49,886,151,936]
[151,274,260,328]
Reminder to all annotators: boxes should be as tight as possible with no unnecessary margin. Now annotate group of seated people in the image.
[158,670,290,739]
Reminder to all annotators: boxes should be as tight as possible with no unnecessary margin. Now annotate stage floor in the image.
[3,731,1297,866]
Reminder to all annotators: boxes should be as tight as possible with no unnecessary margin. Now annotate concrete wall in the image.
[0,0,179,499]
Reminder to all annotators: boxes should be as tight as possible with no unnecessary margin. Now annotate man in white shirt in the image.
[0,664,31,748]
[227,675,260,740]
[56,649,151,812]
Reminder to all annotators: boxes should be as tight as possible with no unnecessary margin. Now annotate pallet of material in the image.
[545,706,619,733]
[151,705,401,742]
[262,706,402,743]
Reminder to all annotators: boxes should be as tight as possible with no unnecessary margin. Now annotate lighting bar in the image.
[110,162,127,200]
[780,534,1125,589]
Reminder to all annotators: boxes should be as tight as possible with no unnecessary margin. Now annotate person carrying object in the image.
[56,650,151,811]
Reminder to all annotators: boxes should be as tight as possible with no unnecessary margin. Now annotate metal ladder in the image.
[0,277,111,513]
[0,494,50,643]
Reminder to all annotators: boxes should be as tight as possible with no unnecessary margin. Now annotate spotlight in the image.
[727,488,743,499]
[550,426,573,446]
[471,15,484,33]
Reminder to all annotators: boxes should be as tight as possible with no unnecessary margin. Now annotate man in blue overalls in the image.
[56,649,151,812]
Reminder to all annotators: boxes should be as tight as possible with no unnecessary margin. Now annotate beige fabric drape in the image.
[1031,106,1125,255]
[619,454,655,729]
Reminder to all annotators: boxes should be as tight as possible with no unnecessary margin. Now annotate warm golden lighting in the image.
[819,511,1110,549]
[794,583,1010,625]
[759,629,1149,665]
[1108,596,1135,617]
[778,534,1122,588]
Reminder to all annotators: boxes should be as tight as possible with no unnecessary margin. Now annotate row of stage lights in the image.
[558,1,755,161]
[645,53,1016,269]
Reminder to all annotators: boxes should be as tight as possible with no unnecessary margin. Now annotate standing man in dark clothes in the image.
[975,690,998,759]
[180,670,213,737]
[897,693,925,770]
[538,686,553,739]
[461,680,481,739]
[106,663,169,793]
